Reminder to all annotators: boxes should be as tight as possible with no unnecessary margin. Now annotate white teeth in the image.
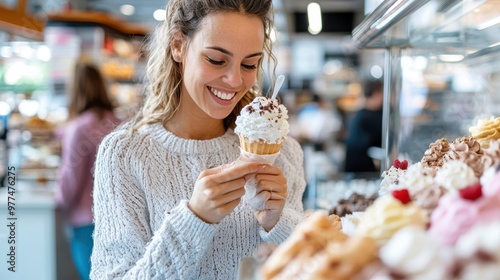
[210,87,235,100]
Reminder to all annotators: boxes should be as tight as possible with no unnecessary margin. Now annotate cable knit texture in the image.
[90,123,306,280]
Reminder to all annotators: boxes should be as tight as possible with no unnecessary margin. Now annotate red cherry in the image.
[400,160,408,170]
[459,182,483,201]
[393,159,409,170]
[392,189,412,204]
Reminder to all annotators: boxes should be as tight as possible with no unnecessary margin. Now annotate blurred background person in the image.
[290,93,342,151]
[55,60,120,280]
[344,80,384,174]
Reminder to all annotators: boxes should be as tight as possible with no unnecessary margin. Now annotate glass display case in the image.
[353,0,500,170]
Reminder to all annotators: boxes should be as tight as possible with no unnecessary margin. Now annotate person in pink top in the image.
[56,61,120,280]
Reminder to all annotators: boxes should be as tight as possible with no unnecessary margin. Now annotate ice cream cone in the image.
[239,135,283,155]
[235,96,289,156]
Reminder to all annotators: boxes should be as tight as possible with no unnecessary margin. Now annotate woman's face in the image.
[177,11,265,121]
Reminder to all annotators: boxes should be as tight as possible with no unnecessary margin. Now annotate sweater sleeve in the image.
[259,138,306,244]
[90,132,217,280]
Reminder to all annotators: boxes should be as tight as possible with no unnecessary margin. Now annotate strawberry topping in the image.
[459,182,483,201]
[393,159,409,170]
[392,189,412,204]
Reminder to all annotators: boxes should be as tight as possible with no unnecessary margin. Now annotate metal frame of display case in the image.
[352,0,500,170]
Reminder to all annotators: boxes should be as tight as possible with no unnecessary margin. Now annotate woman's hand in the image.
[253,165,288,232]
[189,161,264,224]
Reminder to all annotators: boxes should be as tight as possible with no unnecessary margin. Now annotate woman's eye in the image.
[207,56,256,70]
[242,64,257,70]
[207,57,224,66]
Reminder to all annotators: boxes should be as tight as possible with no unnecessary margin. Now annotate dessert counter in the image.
[0,179,56,280]
[239,0,500,278]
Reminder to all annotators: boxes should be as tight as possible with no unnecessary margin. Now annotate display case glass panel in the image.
[353,0,500,167]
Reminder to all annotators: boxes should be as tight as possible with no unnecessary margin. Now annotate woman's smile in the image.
[208,86,237,101]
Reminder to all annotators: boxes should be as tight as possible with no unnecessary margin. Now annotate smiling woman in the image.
[90,0,307,279]
[170,11,265,127]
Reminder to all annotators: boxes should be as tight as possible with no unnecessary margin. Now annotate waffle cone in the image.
[238,135,283,155]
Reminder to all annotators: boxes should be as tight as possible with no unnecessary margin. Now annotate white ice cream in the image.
[235,96,289,144]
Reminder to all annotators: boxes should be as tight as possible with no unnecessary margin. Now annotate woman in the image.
[56,61,120,280]
[90,0,306,279]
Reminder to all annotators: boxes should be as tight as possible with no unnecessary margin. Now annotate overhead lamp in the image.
[307,2,322,35]
[438,54,464,62]
[370,65,383,79]
[120,4,135,16]
[153,9,166,21]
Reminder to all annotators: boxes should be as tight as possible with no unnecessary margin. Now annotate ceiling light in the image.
[307,2,322,35]
[438,54,464,62]
[153,9,166,21]
[370,65,383,79]
[120,5,135,16]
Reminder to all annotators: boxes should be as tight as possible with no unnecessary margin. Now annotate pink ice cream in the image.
[483,169,500,197]
[429,190,500,246]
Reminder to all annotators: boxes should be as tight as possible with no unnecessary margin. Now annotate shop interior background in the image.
[2,0,500,279]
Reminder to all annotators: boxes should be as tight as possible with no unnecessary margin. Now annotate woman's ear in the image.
[171,32,185,63]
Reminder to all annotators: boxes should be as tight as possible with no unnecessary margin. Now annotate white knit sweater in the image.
[90,123,306,280]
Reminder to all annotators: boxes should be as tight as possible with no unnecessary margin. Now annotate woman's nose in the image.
[222,64,243,88]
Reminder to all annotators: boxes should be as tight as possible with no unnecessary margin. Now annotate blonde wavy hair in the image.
[130,0,276,131]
